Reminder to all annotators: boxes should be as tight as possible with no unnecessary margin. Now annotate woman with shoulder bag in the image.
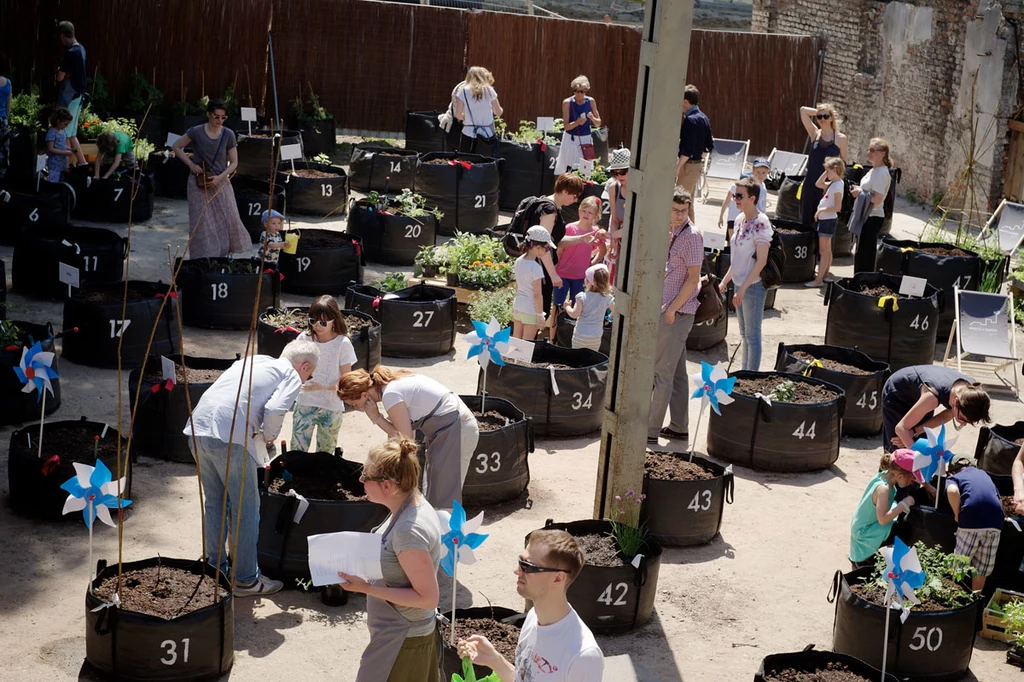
[454,66,502,155]
[554,75,603,174]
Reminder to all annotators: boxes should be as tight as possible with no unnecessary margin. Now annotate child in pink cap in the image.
[848,450,921,568]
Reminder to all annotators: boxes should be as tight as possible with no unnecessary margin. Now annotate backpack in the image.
[757,229,786,290]
[499,195,548,257]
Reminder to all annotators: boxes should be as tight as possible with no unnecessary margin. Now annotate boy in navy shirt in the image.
[946,455,1004,591]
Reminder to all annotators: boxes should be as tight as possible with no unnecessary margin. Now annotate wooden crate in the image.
[406,276,511,306]
[981,587,1024,643]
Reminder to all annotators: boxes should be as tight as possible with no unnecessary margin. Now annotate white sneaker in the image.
[234,574,283,598]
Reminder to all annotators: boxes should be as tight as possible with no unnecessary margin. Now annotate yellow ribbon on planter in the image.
[877,295,899,312]
[900,247,915,253]
[802,359,824,377]
[282,229,301,254]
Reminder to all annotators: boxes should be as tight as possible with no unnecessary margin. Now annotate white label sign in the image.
[503,337,535,363]
[165,132,181,149]
[280,143,303,161]
[58,262,80,288]
[899,275,927,298]
[704,231,727,251]
[36,155,47,173]
[160,356,176,383]
[536,116,555,132]
[240,107,258,122]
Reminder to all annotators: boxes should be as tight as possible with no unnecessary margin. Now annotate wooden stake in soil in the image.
[36,390,46,458]
[449,538,459,646]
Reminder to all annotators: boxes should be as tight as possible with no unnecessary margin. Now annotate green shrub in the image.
[467,288,514,327]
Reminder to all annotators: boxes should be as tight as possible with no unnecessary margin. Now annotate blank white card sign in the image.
[307,531,383,587]
[899,275,927,298]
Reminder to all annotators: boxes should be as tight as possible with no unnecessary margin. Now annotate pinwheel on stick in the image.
[13,341,59,458]
[878,537,926,679]
[688,361,735,460]
[463,317,511,413]
[60,458,132,578]
[436,500,488,647]
[911,424,957,509]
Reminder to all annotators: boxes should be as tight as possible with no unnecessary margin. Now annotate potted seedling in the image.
[348,189,441,266]
[176,258,281,330]
[349,143,418,192]
[290,84,336,157]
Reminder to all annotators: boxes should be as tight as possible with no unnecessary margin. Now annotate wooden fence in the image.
[1,0,825,156]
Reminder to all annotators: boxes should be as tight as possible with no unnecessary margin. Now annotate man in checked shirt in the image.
[648,187,704,447]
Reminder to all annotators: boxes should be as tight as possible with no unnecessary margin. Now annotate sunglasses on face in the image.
[309,318,332,327]
[359,471,388,483]
[611,169,628,177]
[734,193,748,201]
[816,113,831,120]
[574,89,588,94]
[210,114,228,120]
[518,558,567,574]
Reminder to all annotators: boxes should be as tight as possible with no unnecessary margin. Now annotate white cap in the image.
[525,225,553,245]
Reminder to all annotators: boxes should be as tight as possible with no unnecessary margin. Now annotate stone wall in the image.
[752,0,1020,211]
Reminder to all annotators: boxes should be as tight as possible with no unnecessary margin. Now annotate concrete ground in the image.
[0,164,1017,681]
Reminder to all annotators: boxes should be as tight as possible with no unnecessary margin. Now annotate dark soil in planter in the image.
[142,365,226,384]
[575,532,628,567]
[268,470,367,501]
[287,168,339,179]
[775,228,803,235]
[77,283,162,304]
[424,157,477,165]
[849,578,966,612]
[94,565,225,619]
[764,663,873,682]
[473,410,509,432]
[791,351,871,375]
[645,452,717,481]
[450,618,520,661]
[297,231,354,249]
[344,314,370,333]
[733,375,841,403]
[917,246,972,257]
[857,284,904,297]
[45,423,120,465]
[505,359,572,370]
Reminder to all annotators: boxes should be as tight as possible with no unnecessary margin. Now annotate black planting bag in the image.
[13,225,127,299]
[439,607,525,681]
[62,280,181,368]
[773,174,804,223]
[232,176,287,243]
[825,272,942,372]
[974,422,1024,475]
[771,218,816,283]
[66,169,155,223]
[147,150,190,199]
[706,371,844,472]
[256,307,380,372]
[459,395,533,507]
[415,152,501,235]
[494,138,558,211]
[829,567,979,681]
[278,161,348,217]
[895,503,957,554]
[0,320,62,425]
[128,354,236,464]
[876,237,981,337]
[477,341,607,438]
[553,310,612,355]
[756,648,899,682]
[535,519,661,634]
[405,111,461,154]
[989,473,1024,593]
[8,418,130,519]
[347,200,437,266]
[85,557,233,681]
[5,127,38,186]
[641,454,733,547]
[346,283,457,358]
[177,258,281,330]
[278,229,363,295]
[775,343,890,437]
[348,145,418,192]
[0,181,76,241]
[297,116,336,157]
[258,450,388,580]
[234,129,301,181]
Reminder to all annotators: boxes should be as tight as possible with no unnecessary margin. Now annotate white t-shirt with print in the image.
[729,211,774,286]
[294,332,357,412]
[860,166,891,218]
[513,256,544,315]
[816,179,845,220]
[381,375,459,422]
[513,607,603,682]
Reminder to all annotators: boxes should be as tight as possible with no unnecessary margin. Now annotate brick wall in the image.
[753,0,1020,210]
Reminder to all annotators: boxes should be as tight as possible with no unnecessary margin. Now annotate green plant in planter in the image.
[88,73,115,119]
[495,117,559,145]
[571,163,608,184]
[0,320,22,347]
[205,258,258,275]
[134,138,155,160]
[126,72,164,118]
[767,380,796,403]
[371,272,408,293]
[392,188,443,222]
[415,245,441,270]
[467,288,514,327]
[608,489,648,559]
[313,152,331,165]
[443,232,510,274]
[8,87,44,129]
[1002,597,1024,650]
[459,261,512,290]
[294,85,331,122]
[864,542,976,609]
[264,308,309,331]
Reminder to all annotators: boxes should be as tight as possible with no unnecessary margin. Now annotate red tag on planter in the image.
[457,160,472,170]
[372,296,382,308]
[537,138,546,152]
[42,455,60,476]
[154,291,178,299]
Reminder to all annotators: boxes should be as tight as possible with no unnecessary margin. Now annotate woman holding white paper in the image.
[338,437,441,682]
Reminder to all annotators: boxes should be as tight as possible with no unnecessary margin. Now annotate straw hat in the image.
[608,147,631,171]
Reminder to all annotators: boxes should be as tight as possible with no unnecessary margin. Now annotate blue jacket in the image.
[678,106,714,160]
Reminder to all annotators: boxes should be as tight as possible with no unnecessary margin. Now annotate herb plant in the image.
[8,87,44,129]
[608,490,648,559]
[126,72,164,117]
[467,288,514,327]
[768,380,796,403]
[0,320,23,348]
[1001,597,1024,649]
[864,542,977,610]
[263,308,309,331]
[371,272,408,293]
[392,188,443,221]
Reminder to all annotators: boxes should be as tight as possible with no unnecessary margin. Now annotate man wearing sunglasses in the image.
[457,529,603,681]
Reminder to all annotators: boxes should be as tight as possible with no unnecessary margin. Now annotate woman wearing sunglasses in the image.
[172,100,251,258]
[881,365,991,453]
[338,365,478,510]
[290,295,357,453]
[798,103,848,230]
[603,147,630,282]
[554,75,603,175]
[338,437,442,682]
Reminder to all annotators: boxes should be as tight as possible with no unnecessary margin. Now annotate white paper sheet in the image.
[307,531,383,587]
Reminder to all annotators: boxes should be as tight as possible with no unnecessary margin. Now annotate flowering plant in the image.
[458,260,512,289]
[608,489,648,558]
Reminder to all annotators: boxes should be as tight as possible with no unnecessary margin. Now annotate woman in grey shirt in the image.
[337,437,441,682]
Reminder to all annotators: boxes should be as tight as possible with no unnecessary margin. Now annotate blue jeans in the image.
[552,278,585,307]
[737,280,768,371]
[193,436,261,583]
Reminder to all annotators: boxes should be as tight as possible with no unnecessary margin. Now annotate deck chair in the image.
[697,138,749,203]
[942,286,1020,396]
[981,199,1024,256]
[766,148,808,176]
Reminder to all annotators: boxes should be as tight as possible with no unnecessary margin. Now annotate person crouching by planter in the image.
[457,529,604,680]
[94,130,136,180]
[946,454,1003,591]
[513,226,554,340]
[720,178,773,371]
[338,366,479,509]
[339,437,442,682]
[805,156,845,287]
[563,263,615,351]
[849,450,919,569]
[258,209,286,266]
[184,339,319,597]
[881,365,991,453]
[648,188,703,446]
[291,296,357,454]
[171,99,252,259]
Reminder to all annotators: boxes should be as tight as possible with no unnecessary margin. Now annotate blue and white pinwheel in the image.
[436,500,488,578]
[689,361,736,416]
[13,341,58,401]
[464,317,511,368]
[60,460,132,529]
[911,424,958,484]
[879,537,926,620]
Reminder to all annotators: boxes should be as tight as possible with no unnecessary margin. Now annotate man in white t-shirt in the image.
[458,529,604,681]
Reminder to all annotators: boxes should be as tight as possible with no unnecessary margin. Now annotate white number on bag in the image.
[109,319,130,338]
[321,184,333,197]
[794,246,808,259]
[687,490,712,512]
[211,282,229,300]
[571,391,593,410]
[909,314,930,331]
[474,452,501,474]
[412,310,434,327]
[474,194,485,209]
[909,626,942,652]
[82,255,98,272]
[856,391,878,410]
[160,638,190,665]
[597,582,629,606]
[405,224,422,239]
[28,208,39,222]
[953,275,971,289]
[113,187,124,202]
[792,421,817,439]
[248,202,262,216]
[389,161,402,173]
[549,157,557,170]
[297,256,311,272]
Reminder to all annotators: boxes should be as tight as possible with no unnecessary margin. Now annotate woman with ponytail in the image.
[337,366,479,509]
[339,437,441,682]
[851,137,893,273]
[881,365,990,453]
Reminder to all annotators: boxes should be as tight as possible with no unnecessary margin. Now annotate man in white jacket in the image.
[184,340,318,597]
